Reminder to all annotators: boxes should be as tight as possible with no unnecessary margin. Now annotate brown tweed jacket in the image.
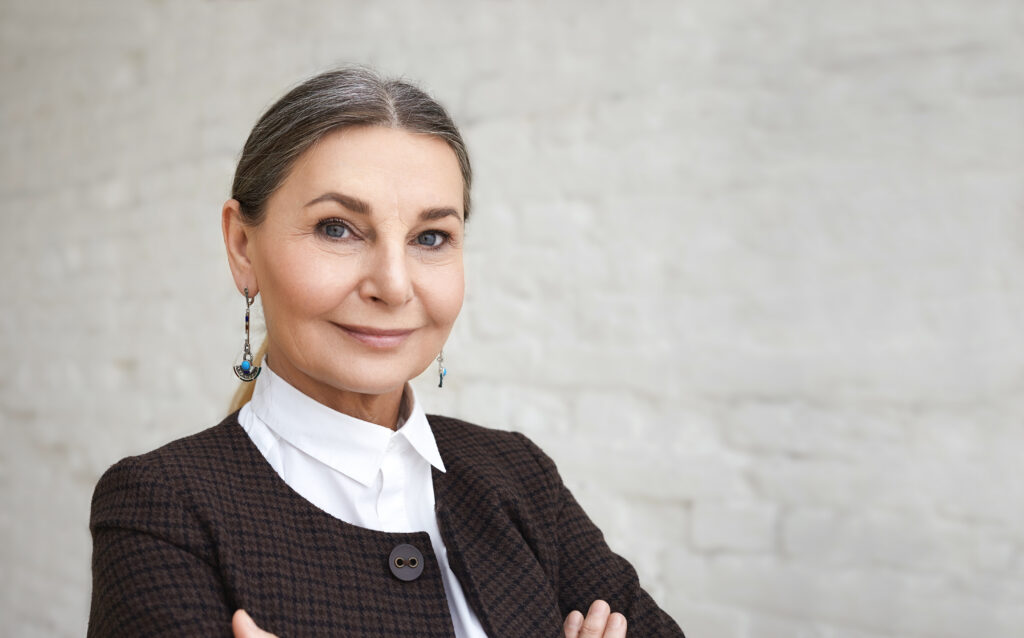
[88,411,685,637]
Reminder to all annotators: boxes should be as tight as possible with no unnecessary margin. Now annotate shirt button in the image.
[388,543,424,581]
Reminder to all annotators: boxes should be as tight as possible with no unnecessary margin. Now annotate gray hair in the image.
[231,66,473,223]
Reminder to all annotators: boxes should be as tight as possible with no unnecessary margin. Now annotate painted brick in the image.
[3,0,1024,636]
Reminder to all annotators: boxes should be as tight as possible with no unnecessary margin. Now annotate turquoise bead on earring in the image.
[233,287,261,382]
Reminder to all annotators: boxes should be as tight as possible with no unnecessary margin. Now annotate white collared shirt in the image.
[238,361,488,637]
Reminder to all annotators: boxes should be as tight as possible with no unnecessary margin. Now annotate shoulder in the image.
[426,413,561,493]
[90,411,250,530]
[426,412,520,448]
[427,413,544,458]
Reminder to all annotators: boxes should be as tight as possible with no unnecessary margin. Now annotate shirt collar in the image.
[248,360,446,487]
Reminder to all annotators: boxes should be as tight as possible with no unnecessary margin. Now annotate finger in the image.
[579,599,611,637]
[603,612,627,638]
[563,609,584,638]
[232,609,279,638]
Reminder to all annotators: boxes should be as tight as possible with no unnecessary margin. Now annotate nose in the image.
[359,240,413,307]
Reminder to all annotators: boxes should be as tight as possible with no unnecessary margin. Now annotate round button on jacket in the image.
[388,543,424,581]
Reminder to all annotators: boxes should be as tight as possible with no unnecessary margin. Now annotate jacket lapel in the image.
[429,417,563,638]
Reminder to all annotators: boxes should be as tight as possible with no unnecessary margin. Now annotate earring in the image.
[437,351,447,388]
[233,287,261,382]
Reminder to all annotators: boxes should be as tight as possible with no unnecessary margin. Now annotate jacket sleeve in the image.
[512,432,686,637]
[87,456,233,637]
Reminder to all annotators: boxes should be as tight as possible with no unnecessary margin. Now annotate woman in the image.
[88,67,685,638]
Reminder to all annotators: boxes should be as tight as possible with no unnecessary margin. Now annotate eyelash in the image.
[315,218,452,249]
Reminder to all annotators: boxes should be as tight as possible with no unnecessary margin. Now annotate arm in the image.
[513,433,686,637]
[88,456,234,637]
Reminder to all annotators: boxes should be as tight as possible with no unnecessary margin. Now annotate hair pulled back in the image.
[232,66,472,224]
[228,66,472,412]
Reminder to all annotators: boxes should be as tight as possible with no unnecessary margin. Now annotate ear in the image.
[222,199,258,296]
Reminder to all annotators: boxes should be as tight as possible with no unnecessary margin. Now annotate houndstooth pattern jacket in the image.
[88,411,686,637]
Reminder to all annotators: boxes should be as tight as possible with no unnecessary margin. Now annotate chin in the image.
[325,359,424,396]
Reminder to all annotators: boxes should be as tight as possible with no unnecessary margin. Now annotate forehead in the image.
[280,125,464,213]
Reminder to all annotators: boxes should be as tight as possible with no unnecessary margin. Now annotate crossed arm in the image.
[232,602,628,638]
[90,519,628,637]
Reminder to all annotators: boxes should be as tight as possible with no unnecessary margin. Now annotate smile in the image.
[335,323,415,349]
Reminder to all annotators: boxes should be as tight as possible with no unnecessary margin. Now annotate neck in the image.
[265,354,407,430]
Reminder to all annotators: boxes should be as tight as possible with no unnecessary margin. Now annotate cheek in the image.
[422,264,465,325]
[258,245,355,318]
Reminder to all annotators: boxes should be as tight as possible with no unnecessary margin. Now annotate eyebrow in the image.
[303,191,462,222]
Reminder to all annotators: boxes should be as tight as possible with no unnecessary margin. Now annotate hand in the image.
[232,609,279,638]
[564,600,627,637]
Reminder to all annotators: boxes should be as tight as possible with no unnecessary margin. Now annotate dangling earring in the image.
[233,287,261,382]
[437,351,447,388]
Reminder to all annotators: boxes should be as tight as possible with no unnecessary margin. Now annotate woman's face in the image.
[225,125,465,405]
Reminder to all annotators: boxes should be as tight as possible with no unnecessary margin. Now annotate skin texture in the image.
[224,124,627,636]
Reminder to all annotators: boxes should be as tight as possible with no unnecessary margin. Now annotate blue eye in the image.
[321,222,349,239]
[417,231,447,248]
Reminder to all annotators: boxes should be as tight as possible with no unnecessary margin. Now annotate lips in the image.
[335,323,415,348]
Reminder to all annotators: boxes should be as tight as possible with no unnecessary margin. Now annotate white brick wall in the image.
[2,0,1023,635]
